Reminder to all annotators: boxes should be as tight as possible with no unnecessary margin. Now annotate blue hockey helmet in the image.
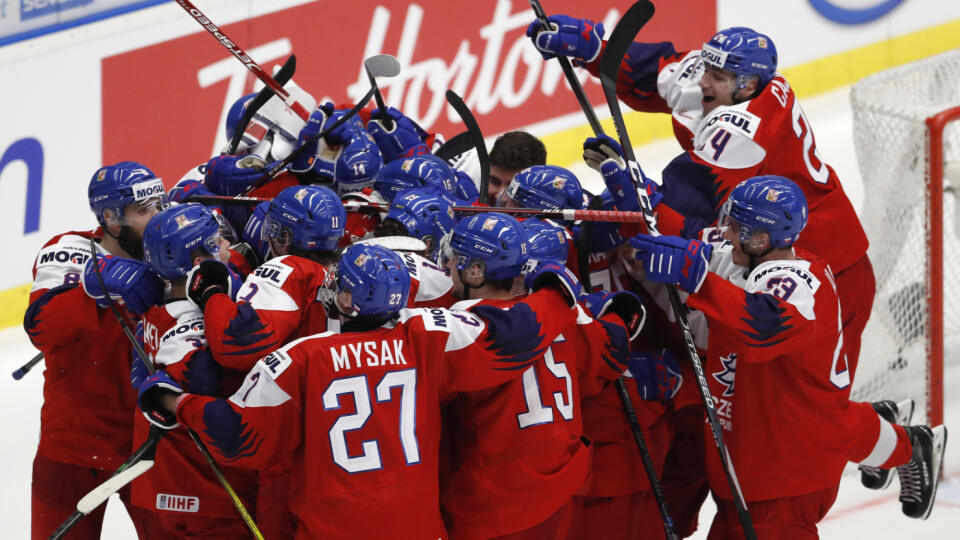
[499,165,584,211]
[521,217,569,267]
[385,186,457,256]
[225,92,257,143]
[143,203,223,280]
[311,123,383,195]
[702,27,778,89]
[375,154,459,202]
[262,185,346,252]
[723,175,807,249]
[335,244,411,318]
[447,212,528,280]
[88,161,168,226]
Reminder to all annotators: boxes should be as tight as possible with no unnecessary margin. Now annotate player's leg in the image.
[857,399,914,489]
[31,453,109,540]
[835,254,875,378]
[707,486,837,540]
[848,400,914,472]
[660,404,710,538]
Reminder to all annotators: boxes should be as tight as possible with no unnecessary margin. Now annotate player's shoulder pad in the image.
[399,307,486,352]
[693,102,766,168]
[176,164,206,185]
[401,252,453,302]
[658,50,705,112]
[31,231,99,292]
[745,259,821,320]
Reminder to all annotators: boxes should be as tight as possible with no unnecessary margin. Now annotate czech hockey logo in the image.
[765,188,781,202]
[713,353,737,397]
[294,188,309,202]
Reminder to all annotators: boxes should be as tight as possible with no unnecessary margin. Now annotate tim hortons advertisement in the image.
[102,0,714,185]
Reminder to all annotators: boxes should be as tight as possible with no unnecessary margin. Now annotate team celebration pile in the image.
[24,2,949,539]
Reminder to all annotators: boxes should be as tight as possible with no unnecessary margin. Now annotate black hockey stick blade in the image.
[228,54,297,154]
[528,0,604,135]
[445,90,491,204]
[434,131,474,162]
[12,351,43,380]
[599,1,656,90]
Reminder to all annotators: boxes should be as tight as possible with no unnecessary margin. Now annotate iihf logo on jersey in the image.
[713,353,737,397]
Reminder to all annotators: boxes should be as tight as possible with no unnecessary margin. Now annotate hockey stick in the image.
[85,239,264,540]
[175,0,309,120]
[444,90,492,204]
[227,54,298,154]
[598,3,757,538]
[239,54,400,194]
[528,0,604,135]
[434,131,474,162]
[12,352,43,380]
[183,193,666,223]
[49,426,165,540]
[241,86,377,194]
[365,54,402,129]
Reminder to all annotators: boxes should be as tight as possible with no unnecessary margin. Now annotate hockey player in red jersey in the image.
[438,212,649,539]
[529,20,872,378]
[136,243,584,539]
[629,176,947,537]
[24,162,168,539]
[129,203,257,537]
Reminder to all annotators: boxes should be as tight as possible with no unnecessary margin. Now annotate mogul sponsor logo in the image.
[331,340,407,372]
[704,110,760,138]
[156,493,199,513]
[38,249,91,266]
[132,179,165,201]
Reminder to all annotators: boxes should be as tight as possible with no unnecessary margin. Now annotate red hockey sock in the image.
[849,401,914,468]
[878,425,913,469]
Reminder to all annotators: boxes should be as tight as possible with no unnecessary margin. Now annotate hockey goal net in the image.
[850,49,960,427]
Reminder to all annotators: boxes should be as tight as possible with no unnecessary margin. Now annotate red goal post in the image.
[851,50,960,428]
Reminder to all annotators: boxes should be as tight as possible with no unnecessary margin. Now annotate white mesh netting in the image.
[850,49,960,424]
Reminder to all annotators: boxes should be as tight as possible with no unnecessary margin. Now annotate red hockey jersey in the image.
[440,297,630,538]
[584,43,868,274]
[133,300,256,517]
[23,230,138,469]
[176,289,577,539]
[687,240,856,501]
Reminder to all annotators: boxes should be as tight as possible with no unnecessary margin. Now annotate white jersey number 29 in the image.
[323,368,419,473]
[791,99,830,184]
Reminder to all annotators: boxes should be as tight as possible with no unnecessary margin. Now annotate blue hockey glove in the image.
[137,371,183,429]
[168,178,216,203]
[628,349,683,400]
[582,290,647,340]
[185,260,233,311]
[583,135,661,212]
[367,106,430,163]
[130,321,150,390]
[530,262,582,307]
[630,234,712,293]
[526,15,605,63]
[204,154,269,196]
[291,102,336,173]
[82,255,164,315]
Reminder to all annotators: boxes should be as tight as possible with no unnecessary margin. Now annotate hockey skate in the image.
[897,424,948,519]
[859,399,915,489]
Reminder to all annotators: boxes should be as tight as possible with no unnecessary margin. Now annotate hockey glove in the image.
[367,106,431,163]
[290,102,335,173]
[582,290,647,341]
[630,234,712,294]
[82,255,164,315]
[526,15,605,63]
[204,154,269,197]
[185,260,233,312]
[530,263,582,308]
[168,178,216,204]
[628,349,683,400]
[137,371,183,429]
[583,135,662,212]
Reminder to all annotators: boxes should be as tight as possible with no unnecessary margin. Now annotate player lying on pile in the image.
[627,174,947,536]
[136,242,593,539]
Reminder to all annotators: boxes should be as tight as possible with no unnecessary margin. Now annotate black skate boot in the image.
[859,399,915,489]
[897,424,948,519]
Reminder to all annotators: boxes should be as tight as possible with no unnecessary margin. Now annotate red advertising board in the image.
[103,0,714,185]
